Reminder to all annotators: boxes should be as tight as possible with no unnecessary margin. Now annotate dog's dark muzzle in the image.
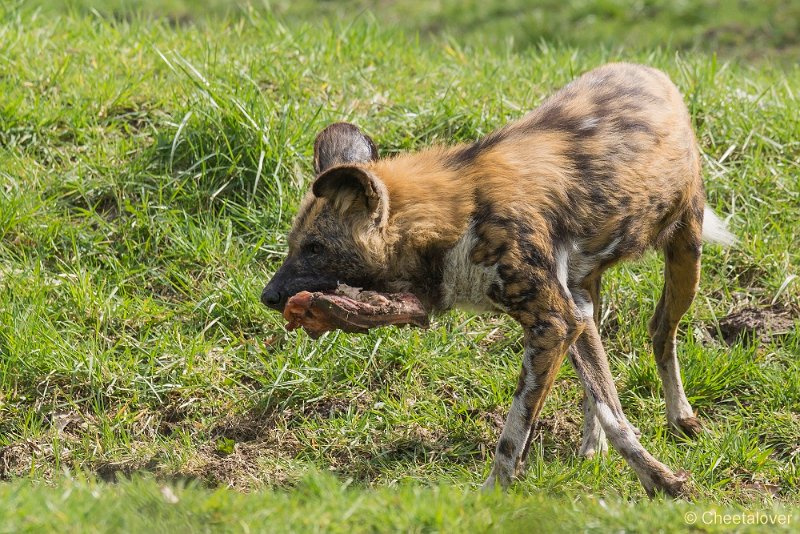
[261,259,339,313]
[260,284,287,311]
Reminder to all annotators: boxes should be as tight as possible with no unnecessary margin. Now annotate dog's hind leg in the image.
[573,275,641,458]
[647,204,704,437]
[573,276,607,458]
[570,293,689,497]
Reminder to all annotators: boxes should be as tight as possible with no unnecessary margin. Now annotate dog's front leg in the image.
[482,303,582,490]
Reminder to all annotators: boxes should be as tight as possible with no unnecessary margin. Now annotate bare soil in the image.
[712,304,797,345]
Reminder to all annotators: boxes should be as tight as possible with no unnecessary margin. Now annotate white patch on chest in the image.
[440,228,504,313]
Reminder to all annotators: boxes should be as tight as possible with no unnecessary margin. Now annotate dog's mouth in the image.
[262,282,382,314]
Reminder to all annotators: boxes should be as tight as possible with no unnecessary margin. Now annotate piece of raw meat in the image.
[283,285,429,339]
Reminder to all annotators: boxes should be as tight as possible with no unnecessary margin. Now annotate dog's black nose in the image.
[261,286,284,310]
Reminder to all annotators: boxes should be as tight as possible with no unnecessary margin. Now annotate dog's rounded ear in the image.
[312,166,388,226]
[314,122,378,175]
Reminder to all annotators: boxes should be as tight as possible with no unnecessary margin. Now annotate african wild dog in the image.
[261,63,734,496]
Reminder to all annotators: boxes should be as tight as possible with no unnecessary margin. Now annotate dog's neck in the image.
[366,146,483,310]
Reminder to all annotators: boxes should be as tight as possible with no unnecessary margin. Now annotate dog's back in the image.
[467,62,703,258]
[371,63,704,310]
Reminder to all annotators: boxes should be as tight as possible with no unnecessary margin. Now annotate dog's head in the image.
[261,123,391,311]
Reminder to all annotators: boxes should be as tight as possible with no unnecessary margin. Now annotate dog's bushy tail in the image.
[702,206,736,246]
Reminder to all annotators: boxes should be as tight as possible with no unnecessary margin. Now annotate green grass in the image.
[1,473,798,533]
[1,1,799,531]
[26,0,800,63]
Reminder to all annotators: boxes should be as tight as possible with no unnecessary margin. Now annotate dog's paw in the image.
[670,417,703,438]
[646,469,694,500]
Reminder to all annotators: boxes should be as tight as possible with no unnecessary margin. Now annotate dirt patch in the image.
[528,413,583,459]
[0,437,77,481]
[209,408,280,443]
[0,441,43,480]
[178,440,298,490]
[300,396,363,419]
[711,304,797,345]
[93,406,307,490]
[468,405,582,461]
[736,479,782,497]
[0,408,99,480]
[0,393,379,489]
[363,424,477,467]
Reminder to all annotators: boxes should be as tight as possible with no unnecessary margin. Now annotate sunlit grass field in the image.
[1,1,798,531]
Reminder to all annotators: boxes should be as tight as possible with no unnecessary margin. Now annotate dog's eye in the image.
[305,241,324,255]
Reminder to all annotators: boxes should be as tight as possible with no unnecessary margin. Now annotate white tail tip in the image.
[702,206,736,246]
